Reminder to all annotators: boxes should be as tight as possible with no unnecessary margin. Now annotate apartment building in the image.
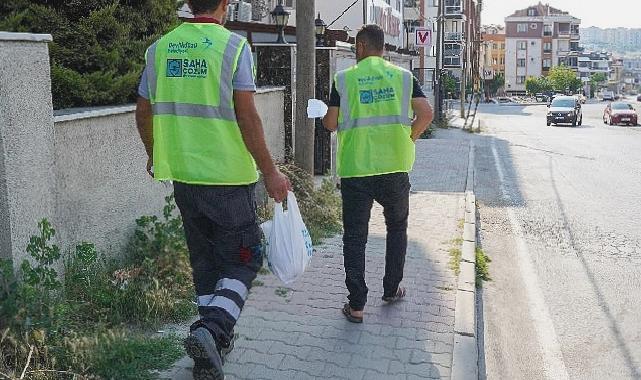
[481,25,506,78]
[582,27,641,53]
[440,0,481,92]
[504,2,581,95]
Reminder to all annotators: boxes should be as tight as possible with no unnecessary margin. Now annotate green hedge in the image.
[0,0,180,109]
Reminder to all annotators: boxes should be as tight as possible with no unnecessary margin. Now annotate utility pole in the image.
[363,0,368,24]
[434,0,443,121]
[294,0,316,174]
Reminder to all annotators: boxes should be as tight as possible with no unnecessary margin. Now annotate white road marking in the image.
[491,142,570,380]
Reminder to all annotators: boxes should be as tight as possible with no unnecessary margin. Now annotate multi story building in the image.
[481,25,505,77]
[504,2,580,95]
[581,26,641,54]
[440,0,481,95]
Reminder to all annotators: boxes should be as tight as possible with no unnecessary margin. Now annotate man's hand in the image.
[146,156,154,178]
[264,169,292,203]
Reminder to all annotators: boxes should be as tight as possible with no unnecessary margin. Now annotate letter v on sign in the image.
[415,28,432,47]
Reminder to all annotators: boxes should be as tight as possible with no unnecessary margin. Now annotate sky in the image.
[482,0,641,29]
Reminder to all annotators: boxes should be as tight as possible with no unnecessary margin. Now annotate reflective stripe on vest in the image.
[147,24,258,185]
[146,32,244,118]
[336,68,413,131]
[333,57,416,178]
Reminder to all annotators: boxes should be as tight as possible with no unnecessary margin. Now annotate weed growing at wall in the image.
[0,195,192,379]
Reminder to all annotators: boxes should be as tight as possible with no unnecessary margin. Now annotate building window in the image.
[517,23,528,33]
[544,25,552,36]
[518,41,527,50]
[284,0,295,8]
[517,76,526,84]
[543,59,552,69]
[543,42,552,52]
[517,58,526,67]
[500,57,505,64]
[492,58,498,65]
[492,43,498,49]
[527,8,536,16]
[501,43,505,49]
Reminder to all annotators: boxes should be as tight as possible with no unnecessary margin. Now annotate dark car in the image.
[547,96,583,126]
[603,102,638,126]
[637,94,641,102]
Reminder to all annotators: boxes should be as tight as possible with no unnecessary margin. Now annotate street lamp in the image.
[271,0,290,44]
[315,13,327,47]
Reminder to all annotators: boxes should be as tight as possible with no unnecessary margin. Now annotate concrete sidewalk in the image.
[159,133,474,380]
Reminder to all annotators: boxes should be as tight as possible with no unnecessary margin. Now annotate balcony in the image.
[443,56,462,68]
[444,32,464,41]
[571,33,580,40]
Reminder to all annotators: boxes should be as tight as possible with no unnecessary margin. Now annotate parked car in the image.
[547,96,583,127]
[601,90,615,101]
[603,102,638,126]
[636,94,641,102]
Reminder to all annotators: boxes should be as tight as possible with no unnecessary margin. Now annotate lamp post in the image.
[315,13,327,47]
[271,0,290,44]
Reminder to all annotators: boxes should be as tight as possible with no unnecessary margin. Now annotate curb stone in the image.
[451,140,479,380]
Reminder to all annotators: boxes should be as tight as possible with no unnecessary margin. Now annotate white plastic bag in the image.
[261,191,314,284]
[307,99,329,118]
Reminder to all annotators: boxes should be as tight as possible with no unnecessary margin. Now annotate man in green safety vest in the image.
[135,0,290,378]
[323,25,433,324]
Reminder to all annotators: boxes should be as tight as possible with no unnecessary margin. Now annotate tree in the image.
[548,65,583,94]
[487,73,504,97]
[443,74,458,99]
[0,0,179,109]
[525,76,553,95]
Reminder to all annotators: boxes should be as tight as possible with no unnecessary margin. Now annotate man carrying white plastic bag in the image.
[261,191,314,284]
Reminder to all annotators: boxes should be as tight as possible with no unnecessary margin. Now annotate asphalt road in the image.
[473,100,641,380]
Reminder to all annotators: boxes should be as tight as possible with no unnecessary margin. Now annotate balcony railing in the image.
[444,0,464,17]
[543,31,553,37]
[444,32,464,41]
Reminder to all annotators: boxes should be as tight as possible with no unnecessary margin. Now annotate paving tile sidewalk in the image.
[159,134,471,380]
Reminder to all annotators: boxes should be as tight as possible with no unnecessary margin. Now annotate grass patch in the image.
[252,279,264,287]
[257,266,270,276]
[275,287,289,298]
[475,247,492,287]
[448,247,462,275]
[457,219,465,229]
[0,196,195,379]
[91,333,183,380]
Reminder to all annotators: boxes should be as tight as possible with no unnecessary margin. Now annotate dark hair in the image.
[188,0,224,15]
[356,24,385,52]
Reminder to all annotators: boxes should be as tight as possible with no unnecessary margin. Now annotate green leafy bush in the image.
[0,0,179,109]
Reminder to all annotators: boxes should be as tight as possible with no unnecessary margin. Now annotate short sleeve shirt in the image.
[138,40,256,99]
[328,75,426,107]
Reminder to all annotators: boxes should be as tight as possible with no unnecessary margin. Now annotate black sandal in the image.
[382,287,407,303]
[342,303,363,323]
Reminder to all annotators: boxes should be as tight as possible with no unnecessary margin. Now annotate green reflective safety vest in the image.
[335,56,415,178]
[145,22,258,185]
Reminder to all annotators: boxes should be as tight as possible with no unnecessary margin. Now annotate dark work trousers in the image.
[174,182,263,348]
[341,172,410,311]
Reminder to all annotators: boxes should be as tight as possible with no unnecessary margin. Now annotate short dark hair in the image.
[188,0,223,15]
[356,24,385,52]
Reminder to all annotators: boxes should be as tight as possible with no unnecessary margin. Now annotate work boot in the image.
[184,327,224,380]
